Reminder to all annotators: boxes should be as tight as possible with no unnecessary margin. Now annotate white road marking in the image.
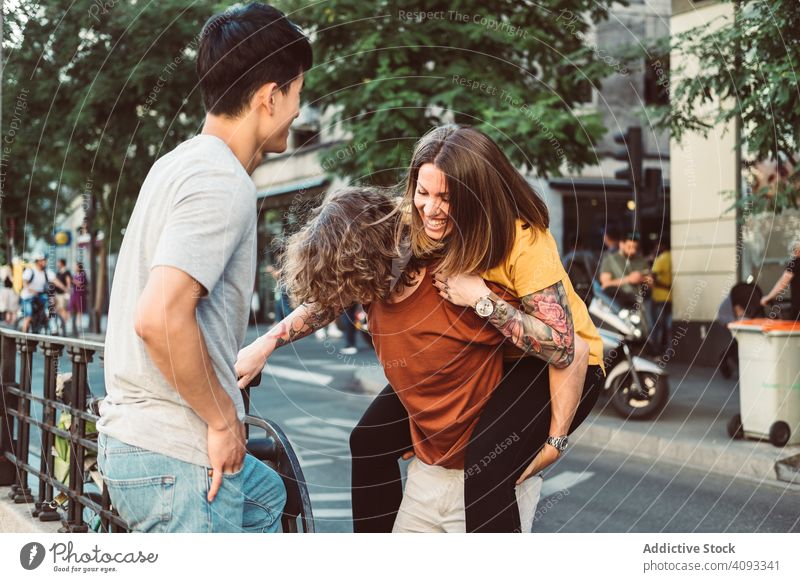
[286,416,357,429]
[291,433,350,445]
[292,425,352,441]
[300,458,334,468]
[310,492,352,502]
[293,445,351,455]
[283,416,353,441]
[541,471,594,497]
[312,509,353,518]
[263,364,333,387]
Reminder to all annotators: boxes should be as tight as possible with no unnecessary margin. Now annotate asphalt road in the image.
[13,326,800,533]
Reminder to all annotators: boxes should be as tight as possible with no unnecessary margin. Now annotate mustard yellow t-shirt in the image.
[480,220,604,368]
[651,250,672,303]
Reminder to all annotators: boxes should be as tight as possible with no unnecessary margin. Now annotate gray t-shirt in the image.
[98,134,257,467]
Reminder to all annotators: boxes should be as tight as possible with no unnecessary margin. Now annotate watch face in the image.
[476,299,494,317]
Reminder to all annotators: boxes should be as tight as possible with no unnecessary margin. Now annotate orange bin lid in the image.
[729,318,800,333]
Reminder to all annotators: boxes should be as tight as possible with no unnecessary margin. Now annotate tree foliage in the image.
[1,0,223,257]
[280,0,619,185]
[653,0,800,212]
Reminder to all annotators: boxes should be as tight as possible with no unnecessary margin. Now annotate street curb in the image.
[0,487,63,533]
[775,455,800,485]
[562,419,799,485]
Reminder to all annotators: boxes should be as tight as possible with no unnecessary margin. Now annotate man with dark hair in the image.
[599,231,653,308]
[97,3,312,532]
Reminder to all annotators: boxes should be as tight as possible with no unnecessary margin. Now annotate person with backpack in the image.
[20,252,66,332]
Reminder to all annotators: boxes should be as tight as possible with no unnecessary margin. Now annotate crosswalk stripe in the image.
[309,493,352,502]
[312,509,352,518]
[541,471,594,497]
[263,364,334,387]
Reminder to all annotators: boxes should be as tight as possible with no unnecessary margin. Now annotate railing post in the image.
[60,345,93,533]
[12,337,37,504]
[34,341,62,522]
[0,333,18,486]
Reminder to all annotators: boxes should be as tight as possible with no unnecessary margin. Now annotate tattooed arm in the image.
[486,282,576,367]
[234,302,342,388]
[433,271,589,481]
[432,272,575,367]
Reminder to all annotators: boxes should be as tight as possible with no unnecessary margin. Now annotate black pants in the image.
[349,357,603,532]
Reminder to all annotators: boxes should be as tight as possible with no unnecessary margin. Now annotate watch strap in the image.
[546,435,569,453]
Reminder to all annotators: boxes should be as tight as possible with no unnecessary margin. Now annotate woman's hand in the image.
[432,272,491,308]
[515,444,561,485]
[235,336,276,389]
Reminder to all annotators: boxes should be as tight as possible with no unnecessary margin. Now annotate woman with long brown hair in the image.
[235,126,604,532]
[349,125,604,532]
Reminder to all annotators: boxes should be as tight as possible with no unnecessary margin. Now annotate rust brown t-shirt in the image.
[367,267,518,469]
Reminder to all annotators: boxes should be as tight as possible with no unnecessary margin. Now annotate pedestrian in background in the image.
[266,262,292,322]
[69,262,89,336]
[599,231,654,309]
[338,306,358,355]
[54,258,72,327]
[0,265,19,325]
[650,238,672,353]
[760,237,800,321]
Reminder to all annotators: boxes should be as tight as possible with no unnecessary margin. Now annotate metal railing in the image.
[0,328,314,533]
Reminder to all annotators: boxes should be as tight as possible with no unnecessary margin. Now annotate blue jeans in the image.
[97,433,287,532]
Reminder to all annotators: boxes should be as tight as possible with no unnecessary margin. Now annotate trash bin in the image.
[727,319,800,447]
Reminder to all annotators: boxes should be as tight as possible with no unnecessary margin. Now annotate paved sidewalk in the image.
[356,358,800,486]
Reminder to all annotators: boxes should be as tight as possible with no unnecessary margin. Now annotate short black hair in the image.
[622,231,641,242]
[730,282,765,318]
[197,3,312,117]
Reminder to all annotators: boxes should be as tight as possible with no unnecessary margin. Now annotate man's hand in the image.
[515,444,561,486]
[207,421,246,503]
[627,271,643,285]
[235,337,275,389]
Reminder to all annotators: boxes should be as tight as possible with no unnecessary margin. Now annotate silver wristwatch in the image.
[474,295,496,318]
[546,435,569,453]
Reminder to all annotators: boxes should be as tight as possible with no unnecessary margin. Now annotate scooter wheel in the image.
[769,421,791,447]
[726,414,744,440]
[610,371,669,420]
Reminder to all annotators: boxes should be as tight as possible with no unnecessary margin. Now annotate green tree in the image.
[652,0,800,212]
[2,0,227,324]
[1,0,61,262]
[280,0,618,185]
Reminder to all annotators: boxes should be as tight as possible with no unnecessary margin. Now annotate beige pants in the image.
[392,457,543,533]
